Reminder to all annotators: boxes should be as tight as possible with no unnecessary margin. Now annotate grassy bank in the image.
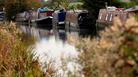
[1,17,138,77]
[0,22,44,77]
[77,17,138,77]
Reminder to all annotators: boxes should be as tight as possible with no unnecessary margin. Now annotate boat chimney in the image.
[105,2,108,8]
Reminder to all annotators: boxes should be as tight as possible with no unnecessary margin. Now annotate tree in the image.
[26,0,42,9]
[0,0,5,10]
[131,0,138,5]
[4,0,42,20]
[50,0,70,10]
[4,0,27,20]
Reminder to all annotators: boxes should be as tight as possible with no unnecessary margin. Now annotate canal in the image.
[19,25,84,77]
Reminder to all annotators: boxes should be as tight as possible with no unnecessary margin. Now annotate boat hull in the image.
[35,16,53,30]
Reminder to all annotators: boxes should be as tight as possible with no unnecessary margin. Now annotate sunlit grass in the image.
[76,17,138,77]
[0,22,44,77]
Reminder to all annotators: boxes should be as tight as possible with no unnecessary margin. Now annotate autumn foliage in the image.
[0,22,44,77]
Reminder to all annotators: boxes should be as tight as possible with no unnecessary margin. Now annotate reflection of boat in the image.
[35,16,53,30]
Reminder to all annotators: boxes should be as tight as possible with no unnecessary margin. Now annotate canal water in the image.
[20,26,84,77]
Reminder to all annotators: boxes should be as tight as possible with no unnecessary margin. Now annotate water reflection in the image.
[20,26,68,41]
[20,26,83,76]
[33,36,83,77]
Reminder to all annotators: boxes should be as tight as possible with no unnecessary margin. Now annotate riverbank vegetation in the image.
[0,22,44,77]
[0,0,138,77]
[76,17,138,77]
[0,16,138,77]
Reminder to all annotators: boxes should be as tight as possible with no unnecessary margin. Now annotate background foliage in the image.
[0,0,42,20]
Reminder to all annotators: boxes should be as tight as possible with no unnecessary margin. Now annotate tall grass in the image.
[1,16,138,77]
[0,22,45,77]
[77,17,138,77]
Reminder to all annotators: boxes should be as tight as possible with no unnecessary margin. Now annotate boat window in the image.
[105,13,109,21]
[115,14,118,17]
[109,14,113,21]
[99,13,102,20]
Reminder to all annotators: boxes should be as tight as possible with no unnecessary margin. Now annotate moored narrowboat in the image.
[35,7,54,30]
[96,6,138,30]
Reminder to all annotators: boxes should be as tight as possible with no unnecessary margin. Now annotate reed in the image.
[1,16,138,77]
[77,17,138,77]
[0,22,45,77]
